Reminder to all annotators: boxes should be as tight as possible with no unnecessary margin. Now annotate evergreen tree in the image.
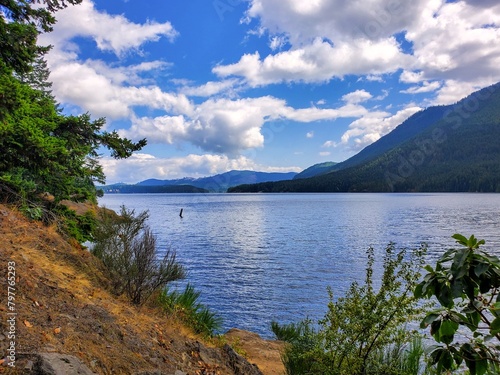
[0,0,82,74]
[16,54,53,98]
[0,0,147,206]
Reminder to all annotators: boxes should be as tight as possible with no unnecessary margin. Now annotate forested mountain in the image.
[293,162,337,179]
[328,105,452,172]
[101,170,297,193]
[101,184,208,194]
[229,82,500,193]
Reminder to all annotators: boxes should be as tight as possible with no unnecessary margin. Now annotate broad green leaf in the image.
[424,264,434,272]
[464,276,477,300]
[431,319,442,338]
[429,346,444,365]
[490,317,500,335]
[475,358,488,375]
[451,279,464,298]
[440,319,459,336]
[449,311,468,325]
[466,311,481,330]
[479,278,491,294]
[440,334,454,345]
[440,249,456,262]
[437,285,453,307]
[452,233,468,246]
[421,313,441,328]
[439,320,458,344]
[437,349,454,372]
[451,248,470,279]
[473,262,489,277]
[414,283,424,298]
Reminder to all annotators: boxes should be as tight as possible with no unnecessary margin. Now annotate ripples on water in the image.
[99,193,500,337]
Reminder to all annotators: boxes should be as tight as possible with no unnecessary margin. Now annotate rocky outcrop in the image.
[35,353,97,375]
[225,329,285,375]
[222,344,263,375]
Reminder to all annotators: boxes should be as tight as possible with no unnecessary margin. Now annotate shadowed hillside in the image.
[229,82,500,193]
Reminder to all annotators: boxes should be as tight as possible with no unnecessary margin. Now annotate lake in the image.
[99,193,500,338]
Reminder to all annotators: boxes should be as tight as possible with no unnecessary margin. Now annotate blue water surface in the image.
[99,193,500,338]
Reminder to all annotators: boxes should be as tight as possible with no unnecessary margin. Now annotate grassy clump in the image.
[158,283,222,337]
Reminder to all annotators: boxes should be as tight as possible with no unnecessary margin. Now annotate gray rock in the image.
[24,359,34,372]
[222,344,263,375]
[34,353,96,375]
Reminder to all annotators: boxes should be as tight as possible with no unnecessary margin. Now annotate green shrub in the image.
[273,243,427,375]
[271,319,320,374]
[271,320,314,343]
[415,234,500,375]
[159,283,222,337]
[92,205,185,305]
[52,204,96,243]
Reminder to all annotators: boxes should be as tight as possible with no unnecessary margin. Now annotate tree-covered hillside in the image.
[229,82,500,193]
[0,1,146,242]
[293,162,337,179]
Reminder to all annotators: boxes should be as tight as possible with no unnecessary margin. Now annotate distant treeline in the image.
[229,82,500,193]
[102,185,208,194]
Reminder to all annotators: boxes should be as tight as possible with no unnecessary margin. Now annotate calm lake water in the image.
[99,193,500,338]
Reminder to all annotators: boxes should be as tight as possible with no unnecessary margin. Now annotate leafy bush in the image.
[92,206,185,305]
[415,234,500,375]
[273,243,427,375]
[271,319,320,374]
[51,204,96,243]
[159,283,222,337]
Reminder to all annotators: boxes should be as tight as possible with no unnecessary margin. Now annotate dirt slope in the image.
[0,204,284,375]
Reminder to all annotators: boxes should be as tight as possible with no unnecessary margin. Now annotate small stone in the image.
[24,360,34,372]
[36,353,97,375]
[89,359,98,370]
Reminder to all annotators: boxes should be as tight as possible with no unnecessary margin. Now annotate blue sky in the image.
[39,0,500,184]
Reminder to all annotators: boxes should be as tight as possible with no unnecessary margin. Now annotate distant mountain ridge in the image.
[229,82,500,193]
[293,162,338,179]
[101,170,298,193]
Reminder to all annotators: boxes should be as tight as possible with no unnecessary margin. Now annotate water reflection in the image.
[100,193,500,337]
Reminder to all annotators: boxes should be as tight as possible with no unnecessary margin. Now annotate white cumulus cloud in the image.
[339,106,422,151]
[217,0,500,96]
[342,89,373,104]
[213,37,411,86]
